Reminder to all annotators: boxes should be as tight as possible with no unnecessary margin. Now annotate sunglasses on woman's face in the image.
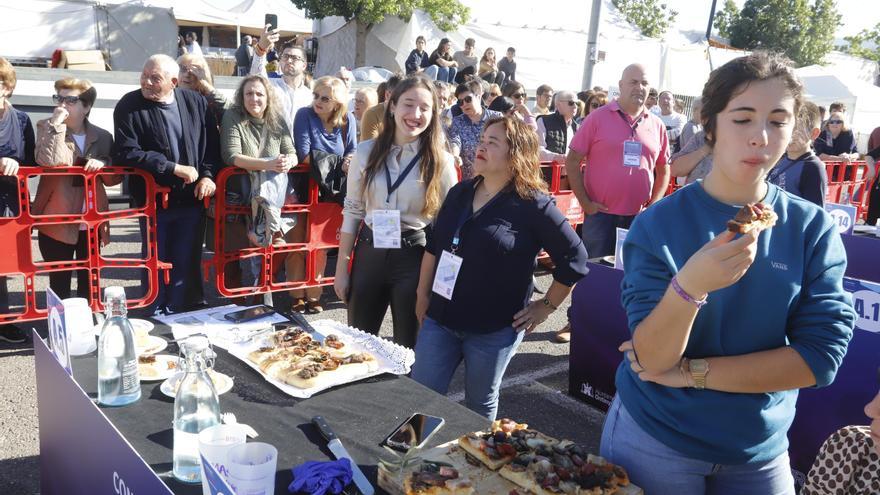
[53,94,81,105]
[512,92,527,99]
[313,93,333,103]
[559,100,576,107]
[828,119,843,125]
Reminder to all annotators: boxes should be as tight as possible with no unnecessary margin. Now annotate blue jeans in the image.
[411,317,524,420]
[581,211,634,258]
[427,65,457,84]
[600,396,795,495]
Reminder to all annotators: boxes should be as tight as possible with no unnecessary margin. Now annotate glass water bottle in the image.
[97,286,141,406]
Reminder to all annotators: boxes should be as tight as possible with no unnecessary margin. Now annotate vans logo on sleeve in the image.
[771,261,789,271]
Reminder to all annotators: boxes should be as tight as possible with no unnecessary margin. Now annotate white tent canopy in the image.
[796,64,880,144]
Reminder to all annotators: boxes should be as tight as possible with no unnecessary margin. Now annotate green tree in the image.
[842,26,880,64]
[713,0,740,40]
[291,0,470,67]
[611,0,679,39]
[726,0,841,66]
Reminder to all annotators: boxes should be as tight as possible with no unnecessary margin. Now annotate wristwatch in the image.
[689,359,709,389]
[542,297,557,310]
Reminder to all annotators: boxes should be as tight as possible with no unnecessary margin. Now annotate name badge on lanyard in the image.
[623,140,642,167]
[432,250,463,300]
[372,209,402,249]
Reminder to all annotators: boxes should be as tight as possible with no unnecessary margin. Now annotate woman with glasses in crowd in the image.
[814,111,858,163]
[221,75,296,290]
[334,75,457,349]
[0,58,34,344]
[478,48,505,86]
[411,116,588,420]
[177,54,228,124]
[33,77,121,302]
[291,76,356,313]
[584,91,608,121]
[447,82,503,180]
[501,81,537,130]
[603,52,854,494]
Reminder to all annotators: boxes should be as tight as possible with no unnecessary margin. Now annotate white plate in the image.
[160,370,234,397]
[853,225,877,234]
[138,354,180,382]
[136,335,168,356]
[601,255,616,265]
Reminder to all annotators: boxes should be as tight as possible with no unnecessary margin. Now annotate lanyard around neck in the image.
[384,148,423,203]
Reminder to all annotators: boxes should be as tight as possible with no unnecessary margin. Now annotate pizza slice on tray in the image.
[499,441,630,495]
[403,461,475,495]
[457,419,558,471]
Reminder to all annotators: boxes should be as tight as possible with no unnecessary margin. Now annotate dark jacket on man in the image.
[405,49,430,74]
[112,88,219,207]
[538,112,578,155]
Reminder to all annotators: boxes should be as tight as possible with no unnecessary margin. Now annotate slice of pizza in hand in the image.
[404,461,474,495]
[727,202,777,234]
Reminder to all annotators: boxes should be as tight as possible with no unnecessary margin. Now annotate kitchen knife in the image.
[311,415,375,495]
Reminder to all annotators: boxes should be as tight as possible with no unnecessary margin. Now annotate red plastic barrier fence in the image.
[824,161,872,221]
[0,166,171,324]
[207,165,342,299]
[540,161,585,226]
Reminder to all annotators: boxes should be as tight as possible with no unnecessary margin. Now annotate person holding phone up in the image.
[334,75,457,349]
[411,116,588,420]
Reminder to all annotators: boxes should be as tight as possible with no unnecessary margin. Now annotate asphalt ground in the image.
[0,216,608,494]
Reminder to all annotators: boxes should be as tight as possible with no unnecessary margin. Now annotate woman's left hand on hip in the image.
[512,300,552,334]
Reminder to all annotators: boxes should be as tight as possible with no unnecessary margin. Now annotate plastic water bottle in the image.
[97,286,141,406]
[173,336,220,483]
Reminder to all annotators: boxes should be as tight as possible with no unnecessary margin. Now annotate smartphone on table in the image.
[223,305,275,323]
[265,13,278,32]
[381,413,445,452]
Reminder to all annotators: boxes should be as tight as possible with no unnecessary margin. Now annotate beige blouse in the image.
[342,139,457,235]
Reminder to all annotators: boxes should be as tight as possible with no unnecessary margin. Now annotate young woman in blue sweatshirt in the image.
[601,52,856,494]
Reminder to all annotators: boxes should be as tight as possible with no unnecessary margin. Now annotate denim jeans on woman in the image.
[600,396,796,495]
[411,317,524,420]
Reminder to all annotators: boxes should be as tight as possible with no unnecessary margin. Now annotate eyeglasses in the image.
[281,54,305,62]
[512,93,527,99]
[178,65,201,73]
[313,93,333,103]
[828,119,843,125]
[559,100,576,107]
[459,95,474,104]
[52,94,81,105]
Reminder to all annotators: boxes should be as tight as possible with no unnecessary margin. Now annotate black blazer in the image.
[112,88,220,207]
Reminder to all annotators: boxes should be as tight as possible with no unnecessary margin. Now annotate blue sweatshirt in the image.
[617,181,855,464]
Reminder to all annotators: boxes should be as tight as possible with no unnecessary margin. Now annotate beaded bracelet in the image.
[671,276,707,308]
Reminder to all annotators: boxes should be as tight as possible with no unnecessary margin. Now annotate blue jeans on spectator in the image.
[142,205,202,315]
[600,396,795,495]
[426,65,457,84]
[411,317,524,420]
[581,211,635,258]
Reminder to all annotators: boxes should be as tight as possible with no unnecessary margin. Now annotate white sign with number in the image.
[613,228,628,271]
[46,287,72,375]
[844,278,880,334]
[824,202,857,236]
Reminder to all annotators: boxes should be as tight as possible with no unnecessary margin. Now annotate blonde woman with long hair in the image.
[290,76,357,313]
[334,75,457,349]
[411,116,588,419]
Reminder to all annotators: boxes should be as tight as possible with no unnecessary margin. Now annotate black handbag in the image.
[308,148,346,205]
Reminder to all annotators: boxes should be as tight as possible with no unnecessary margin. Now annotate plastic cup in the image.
[63,298,96,356]
[226,442,278,495]
[198,424,247,495]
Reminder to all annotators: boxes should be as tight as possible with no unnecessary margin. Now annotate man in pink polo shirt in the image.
[565,63,670,259]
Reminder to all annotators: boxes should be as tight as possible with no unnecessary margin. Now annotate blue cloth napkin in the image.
[289,458,353,495]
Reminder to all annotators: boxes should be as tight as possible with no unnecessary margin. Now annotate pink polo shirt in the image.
[569,100,669,216]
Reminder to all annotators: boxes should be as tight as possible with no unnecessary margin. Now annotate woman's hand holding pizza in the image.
[676,229,759,300]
